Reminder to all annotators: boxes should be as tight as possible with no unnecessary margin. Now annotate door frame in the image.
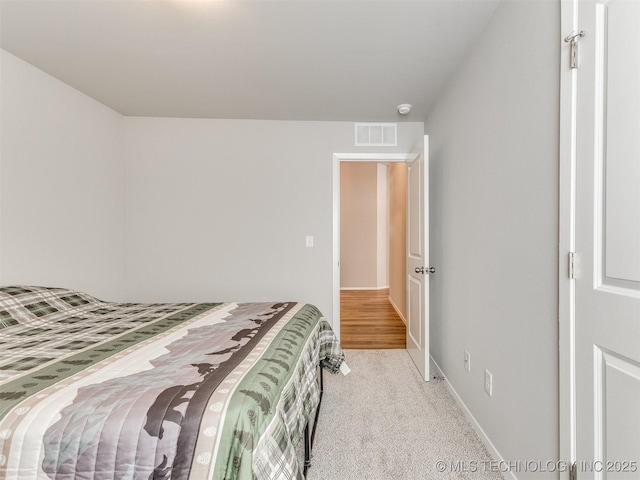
[559,0,578,472]
[332,152,419,341]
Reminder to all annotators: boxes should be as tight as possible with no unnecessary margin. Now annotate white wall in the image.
[0,48,422,315]
[0,50,126,300]
[376,163,388,288]
[339,162,389,290]
[340,162,379,289]
[425,1,560,477]
[124,118,423,325]
[387,162,407,320]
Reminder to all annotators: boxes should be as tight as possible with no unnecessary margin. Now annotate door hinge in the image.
[569,461,577,480]
[564,31,585,69]
[569,252,576,279]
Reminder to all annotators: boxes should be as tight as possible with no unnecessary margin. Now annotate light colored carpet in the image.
[306,350,504,480]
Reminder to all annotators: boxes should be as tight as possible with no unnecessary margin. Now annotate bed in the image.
[0,286,344,480]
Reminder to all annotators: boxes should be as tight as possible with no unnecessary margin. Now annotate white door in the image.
[574,1,640,476]
[406,135,430,381]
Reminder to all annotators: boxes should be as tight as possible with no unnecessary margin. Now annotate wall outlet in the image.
[305,236,314,248]
[464,351,471,372]
[484,369,493,396]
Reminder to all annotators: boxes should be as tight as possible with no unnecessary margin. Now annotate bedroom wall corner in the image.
[425,0,560,478]
[0,49,126,300]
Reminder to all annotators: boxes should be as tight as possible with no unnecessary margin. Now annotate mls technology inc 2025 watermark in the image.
[434,460,638,474]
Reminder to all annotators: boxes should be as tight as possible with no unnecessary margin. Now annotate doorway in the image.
[339,161,407,349]
[331,152,419,343]
[333,139,430,379]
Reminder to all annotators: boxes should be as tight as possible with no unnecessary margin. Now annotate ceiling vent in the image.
[355,123,397,147]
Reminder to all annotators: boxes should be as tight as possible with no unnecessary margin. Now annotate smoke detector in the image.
[397,104,412,115]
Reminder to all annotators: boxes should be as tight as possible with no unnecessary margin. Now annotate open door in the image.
[571,0,640,474]
[406,135,431,381]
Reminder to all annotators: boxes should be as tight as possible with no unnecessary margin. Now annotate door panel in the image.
[408,159,422,258]
[575,0,640,477]
[596,348,640,477]
[407,275,422,350]
[406,135,429,381]
[598,0,640,290]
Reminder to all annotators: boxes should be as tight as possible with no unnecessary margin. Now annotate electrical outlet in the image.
[484,370,493,396]
[464,351,471,372]
[305,236,314,248]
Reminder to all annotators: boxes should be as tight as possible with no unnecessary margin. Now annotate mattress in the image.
[0,286,343,480]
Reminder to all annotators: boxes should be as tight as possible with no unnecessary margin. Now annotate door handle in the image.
[415,266,436,275]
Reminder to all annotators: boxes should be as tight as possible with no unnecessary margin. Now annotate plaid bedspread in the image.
[0,286,344,480]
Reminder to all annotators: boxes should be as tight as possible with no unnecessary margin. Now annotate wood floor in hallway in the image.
[340,289,406,349]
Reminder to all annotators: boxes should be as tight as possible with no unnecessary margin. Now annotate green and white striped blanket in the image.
[0,286,344,480]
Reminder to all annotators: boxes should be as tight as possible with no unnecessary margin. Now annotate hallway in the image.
[340,289,406,349]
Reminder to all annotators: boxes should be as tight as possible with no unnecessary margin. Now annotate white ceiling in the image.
[0,0,499,122]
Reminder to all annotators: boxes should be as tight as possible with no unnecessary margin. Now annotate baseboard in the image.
[340,286,389,291]
[388,296,406,325]
[429,357,518,480]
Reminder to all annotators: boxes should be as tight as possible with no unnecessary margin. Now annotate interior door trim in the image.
[559,0,579,471]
